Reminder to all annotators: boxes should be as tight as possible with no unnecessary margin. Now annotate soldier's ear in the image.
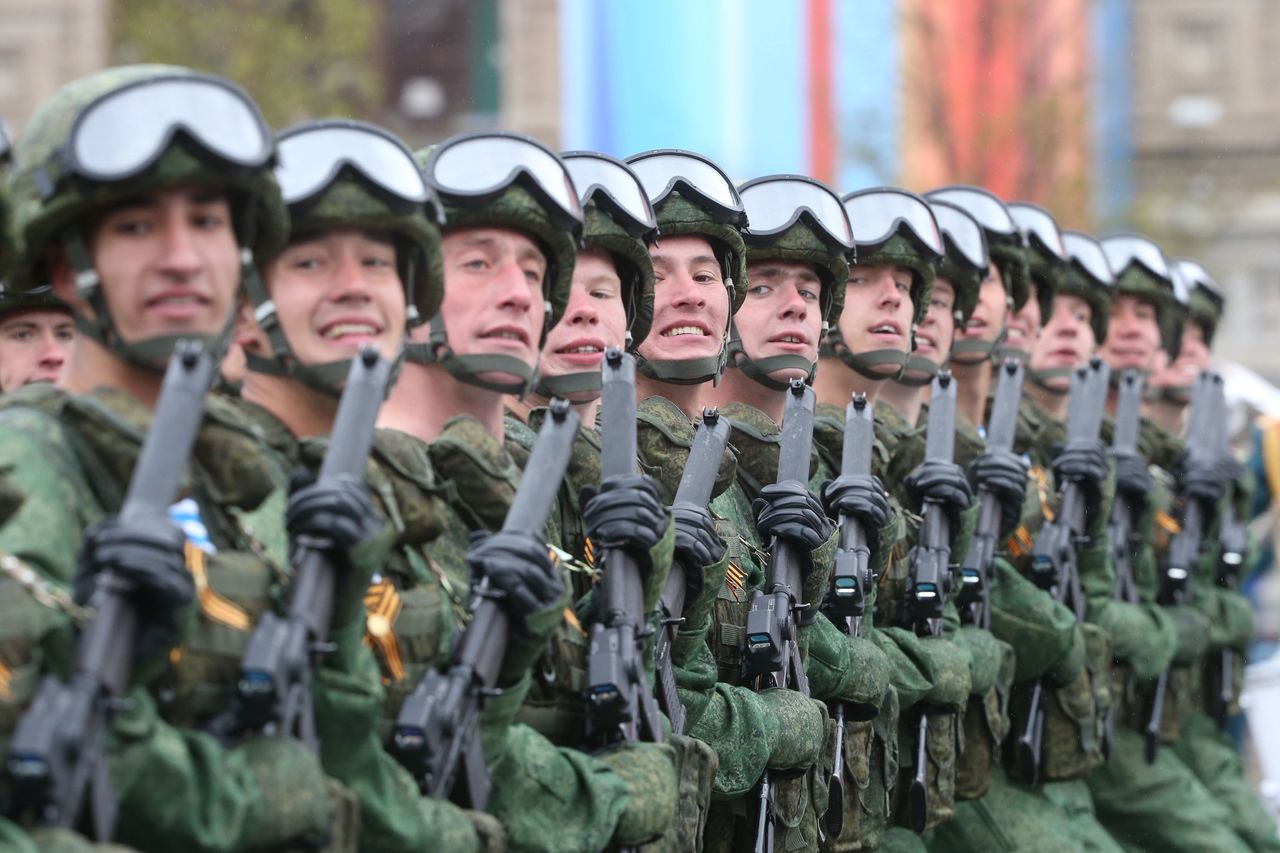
[46,246,77,304]
[233,294,266,352]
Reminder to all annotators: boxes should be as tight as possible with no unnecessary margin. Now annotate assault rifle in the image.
[823,392,879,838]
[655,406,731,736]
[1104,368,1146,758]
[585,348,665,747]
[392,397,580,807]
[904,370,958,833]
[6,341,216,840]
[234,349,391,749]
[959,358,1025,630]
[1147,370,1224,760]
[744,379,817,853]
[1017,356,1110,785]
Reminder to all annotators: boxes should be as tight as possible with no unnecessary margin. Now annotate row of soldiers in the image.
[0,62,1271,853]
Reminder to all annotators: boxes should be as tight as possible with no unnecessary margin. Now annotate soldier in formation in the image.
[0,63,1275,853]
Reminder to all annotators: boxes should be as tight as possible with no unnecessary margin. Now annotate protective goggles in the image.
[426,131,582,231]
[1170,264,1192,307]
[276,120,435,214]
[1101,234,1172,285]
[842,187,944,257]
[738,174,854,251]
[1173,259,1224,308]
[51,73,272,193]
[928,200,989,271]
[924,185,1022,240]
[625,149,745,225]
[561,150,657,239]
[1008,203,1067,260]
[1061,232,1115,288]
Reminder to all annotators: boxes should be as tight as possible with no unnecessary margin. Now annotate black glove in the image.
[285,472,383,551]
[1113,452,1154,511]
[753,481,834,555]
[467,529,564,625]
[903,460,974,532]
[672,504,726,606]
[581,474,667,571]
[74,515,195,664]
[969,449,1029,539]
[1178,457,1226,505]
[822,474,892,554]
[1051,440,1109,519]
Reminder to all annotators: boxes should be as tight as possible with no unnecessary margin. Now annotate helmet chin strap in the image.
[822,327,907,381]
[532,369,602,399]
[724,318,815,391]
[1028,366,1074,394]
[895,354,943,387]
[403,311,537,395]
[634,277,735,387]
[62,227,233,374]
[1150,384,1191,405]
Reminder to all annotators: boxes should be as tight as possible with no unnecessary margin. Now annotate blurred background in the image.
[5,0,1280,812]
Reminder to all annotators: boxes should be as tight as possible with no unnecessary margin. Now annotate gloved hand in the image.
[968,449,1029,539]
[75,514,194,665]
[671,503,726,606]
[822,473,892,554]
[903,459,974,533]
[467,529,564,629]
[1178,456,1226,504]
[581,474,667,575]
[1051,440,1108,521]
[753,481,834,558]
[286,472,383,551]
[1112,452,1154,511]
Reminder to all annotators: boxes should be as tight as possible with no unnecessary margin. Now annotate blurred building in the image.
[0,0,108,136]
[1107,0,1280,380]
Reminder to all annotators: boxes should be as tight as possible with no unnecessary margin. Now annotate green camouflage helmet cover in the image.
[583,201,655,347]
[1058,231,1113,344]
[990,235,1032,312]
[6,64,287,293]
[935,242,982,326]
[1018,235,1063,326]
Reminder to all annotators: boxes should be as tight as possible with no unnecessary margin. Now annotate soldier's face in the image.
[639,235,731,366]
[1174,322,1212,373]
[835,263,913,375]
[958,273,1010,347]
[1005,282,1042,352]
[1030,294,1096,392]
[59,187,241,344]
[0,308,75,392]
[1099,293,1161,371]
[263,228,406,365]
[429,226,547,383]
[737,259,824,382]
[539,249,628,398]
[914,277,955,364]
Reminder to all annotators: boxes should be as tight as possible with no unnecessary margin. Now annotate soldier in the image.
[375,131,681,852]
[0,65,371,850]
[700,173,897,850]
[229,117,520,850]
[1086,233,1253,852]
[0,287,73,393]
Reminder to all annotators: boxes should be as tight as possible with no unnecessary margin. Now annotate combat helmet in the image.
[6,64,285,371]
[529,151,657,400]
[412,131,583,395]
[245,119,444,396]
[893,199,988,386]
[823,187,942,380]
[1101,233,1182,360]
[925,185,1032,312]
[624,149,748,385]
[1173,259,1223,348]
[731,174,853,390]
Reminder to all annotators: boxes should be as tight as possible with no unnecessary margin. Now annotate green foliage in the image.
[111,0,382,128]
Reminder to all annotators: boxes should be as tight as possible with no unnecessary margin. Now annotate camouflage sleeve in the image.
[957,623,1004,697]
[486,724,677,852]
[804,611,891,709]
[312,630,495,852]
[0,408,102,585]
[989,558,1082,683]
[1168,604,1211,665]
[0,818,38,853]
[106,689,345,852]
[868,626,936,710]
[1202,586,1254,652]
[1078,535,1179,679]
